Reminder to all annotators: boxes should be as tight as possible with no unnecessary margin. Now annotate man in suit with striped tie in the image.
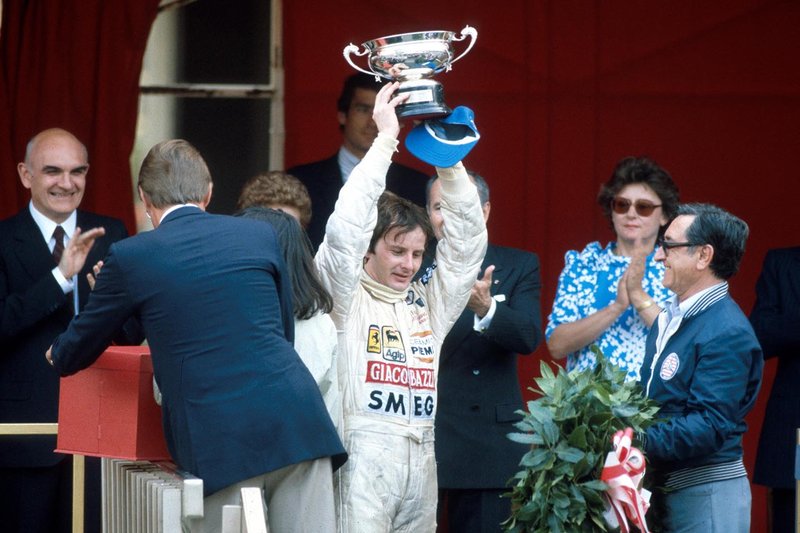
[0,128,132,533]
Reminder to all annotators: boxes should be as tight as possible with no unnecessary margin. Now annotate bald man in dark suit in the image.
[0,128,132,533]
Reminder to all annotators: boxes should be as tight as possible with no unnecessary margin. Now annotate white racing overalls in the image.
[315,132,487,532]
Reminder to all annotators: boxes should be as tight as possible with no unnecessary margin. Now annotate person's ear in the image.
[17,163,32,189]
[198,183,213,210]
[696,244,714,271]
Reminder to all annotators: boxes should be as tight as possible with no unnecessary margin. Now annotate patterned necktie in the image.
[52,225,66,265]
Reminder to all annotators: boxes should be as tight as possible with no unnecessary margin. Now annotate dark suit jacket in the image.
[435,244,543,489]
[288,153,429,249]
[751,246,800,488]
[50,207,346,496]
[0,207,129,467]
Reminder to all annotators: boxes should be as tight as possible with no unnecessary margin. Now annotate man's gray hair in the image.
[677,202,749,280]
[137,139,212,208]
[426,169,490,207]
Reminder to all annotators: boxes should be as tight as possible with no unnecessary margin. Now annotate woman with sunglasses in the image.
[546,156,680,381]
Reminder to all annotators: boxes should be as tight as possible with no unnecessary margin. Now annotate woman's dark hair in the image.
[597,156,680,225]
[235,206,333,319]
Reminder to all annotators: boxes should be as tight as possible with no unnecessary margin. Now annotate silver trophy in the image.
[343,26,478,119]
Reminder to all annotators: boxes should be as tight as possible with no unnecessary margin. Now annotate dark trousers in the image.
[438,488,511,533]
[769,487,796,533]
[0,456,101,533]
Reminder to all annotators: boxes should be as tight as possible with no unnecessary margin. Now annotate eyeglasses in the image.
[611,197,662,217]
[656,237,703,256]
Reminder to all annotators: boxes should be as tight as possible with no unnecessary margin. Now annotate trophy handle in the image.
[343,43,383,81]
[450,25,478,67]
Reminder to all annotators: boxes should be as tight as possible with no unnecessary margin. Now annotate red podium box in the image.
[56,346,172,460]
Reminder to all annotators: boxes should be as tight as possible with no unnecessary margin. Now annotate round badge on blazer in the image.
[659,352,680,381]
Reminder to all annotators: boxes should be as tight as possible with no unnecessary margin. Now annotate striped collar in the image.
[667,281,728,321]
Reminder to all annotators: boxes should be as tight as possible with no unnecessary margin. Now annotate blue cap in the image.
[405,106,480,167]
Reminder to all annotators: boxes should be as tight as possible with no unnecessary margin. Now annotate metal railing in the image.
[1,423,267,532]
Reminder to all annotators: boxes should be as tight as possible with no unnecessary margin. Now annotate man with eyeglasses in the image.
[640,203,763,532]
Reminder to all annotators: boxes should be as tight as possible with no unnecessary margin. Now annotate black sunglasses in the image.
[656,237,703,255]
[611,197,662,217]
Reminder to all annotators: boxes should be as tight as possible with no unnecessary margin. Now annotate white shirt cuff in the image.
[473,297,497,333]
[52,267,74,294]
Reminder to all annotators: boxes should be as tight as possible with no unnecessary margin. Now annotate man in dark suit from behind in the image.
[0,128,131,533]
[47,139,345,533]
[428,171,543,532]
[288,73,429,249]
[750,246,800,533]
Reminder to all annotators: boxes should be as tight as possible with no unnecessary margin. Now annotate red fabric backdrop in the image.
[0,0,161,232]
[1,0,798,529]
[283,1,800,530]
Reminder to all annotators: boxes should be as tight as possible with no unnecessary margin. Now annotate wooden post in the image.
[72,454,85,532]
[0,423,84,533]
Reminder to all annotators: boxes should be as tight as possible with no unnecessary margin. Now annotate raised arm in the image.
[314,83,407,325]
[425,162,488,344]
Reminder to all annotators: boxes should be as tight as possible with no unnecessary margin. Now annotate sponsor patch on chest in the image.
[366,324,407,362]
[659,352,681,381]
[366,360,435,390]
[366,389,435,419]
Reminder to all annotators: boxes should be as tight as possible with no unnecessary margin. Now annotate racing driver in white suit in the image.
[315,81,487,532]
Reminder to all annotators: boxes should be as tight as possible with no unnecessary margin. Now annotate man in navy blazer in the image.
[428,171,543,532]
[288,73,429,249]
[47,139,346,533]
[751,246,800,533]
[0,128,132,533]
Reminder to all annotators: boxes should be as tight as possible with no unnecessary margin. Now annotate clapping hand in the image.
[86,260,104,290]
[467,265,496,318]
[58,226,105,279]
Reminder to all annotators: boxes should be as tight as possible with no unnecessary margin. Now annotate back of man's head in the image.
[138,139,212,208]
[678,202,749,280]
[369,191,433,253]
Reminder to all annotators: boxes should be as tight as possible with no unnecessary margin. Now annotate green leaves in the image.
[503,349,659,532]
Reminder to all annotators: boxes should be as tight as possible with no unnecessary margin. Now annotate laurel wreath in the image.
[503,347,661,532]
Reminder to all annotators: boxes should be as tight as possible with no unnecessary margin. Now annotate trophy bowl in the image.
[344,26,477,119]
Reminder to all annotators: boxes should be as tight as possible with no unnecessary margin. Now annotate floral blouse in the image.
[545,241,671,381]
